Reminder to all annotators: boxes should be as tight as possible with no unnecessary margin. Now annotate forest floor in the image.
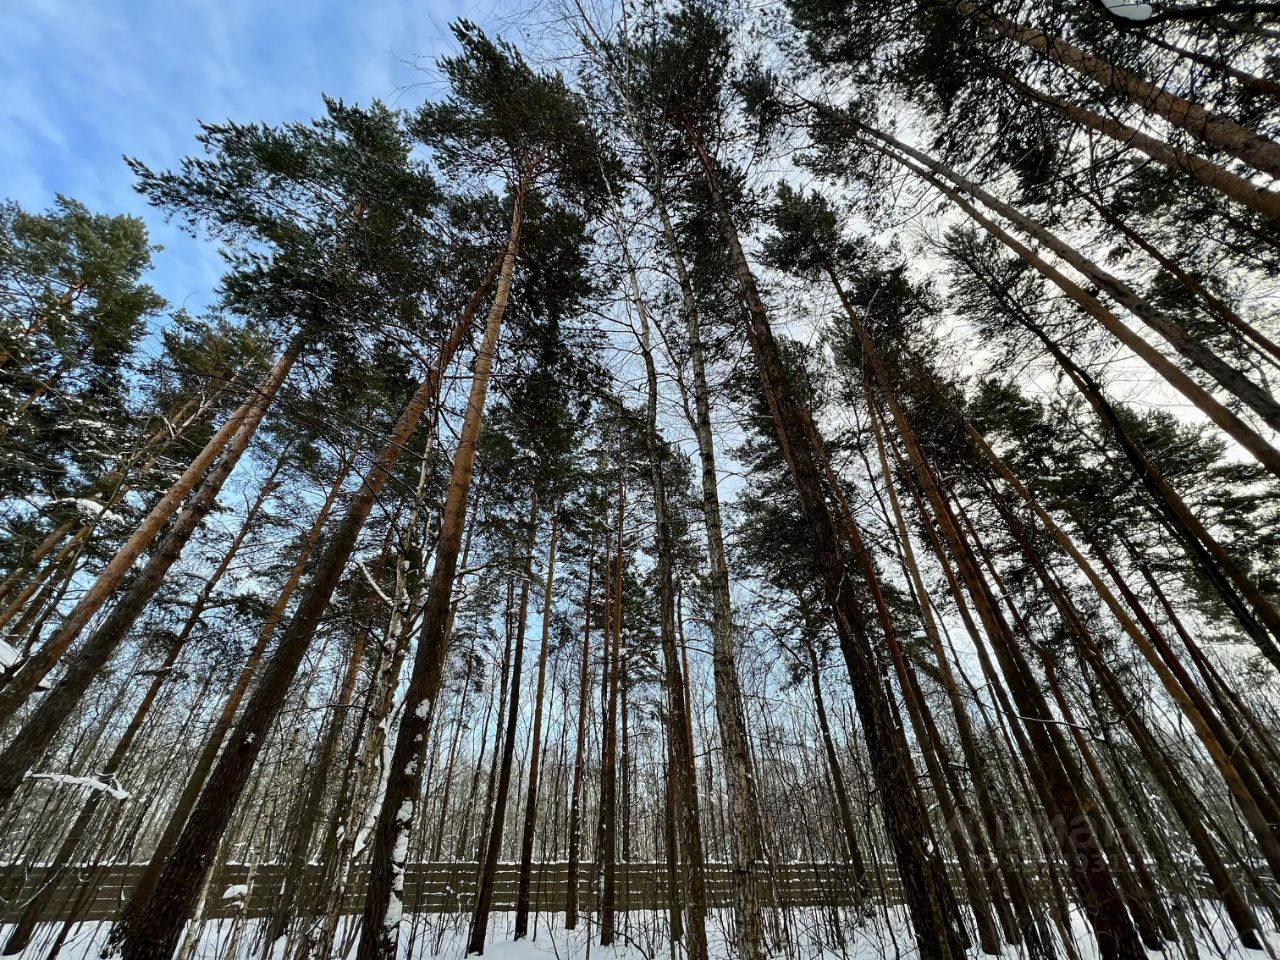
[3,906,1277,960]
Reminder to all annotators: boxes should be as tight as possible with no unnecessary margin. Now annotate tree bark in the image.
[564,555,594,929]
[109,250,500,960]
[359,190,525,960]
[515,508,559,938]
[0,332,303,722]
[682,125,967,960]
[467,499,536,956]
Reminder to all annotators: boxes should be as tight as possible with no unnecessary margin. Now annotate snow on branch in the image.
[26,772,130,801]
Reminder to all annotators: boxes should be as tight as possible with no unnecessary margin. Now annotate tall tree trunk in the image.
[966,503,1170,948]
[1066,619,1265,946]
[429,631,479,864]
[359,188,525,960]
[867,403,1048,955]
[515,508,559,938]
[0,333,303,723]
[803,419,978,947]
[648,171,773,960]
[599,486,625,947]
[564,555,594,930]
[109,251,500,960]
[474,582,517,874]
[853,420,1002,953]
[263,542,387,948]
[467,500,535,956]
[800,627,869,884]
[662,697,685,943]
[682,127,967,960]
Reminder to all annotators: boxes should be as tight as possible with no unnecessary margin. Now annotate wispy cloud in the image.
[2,0,484,315]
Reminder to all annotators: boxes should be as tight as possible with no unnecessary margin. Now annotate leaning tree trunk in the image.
[0,392,210,616]
[1013,82,1280,224]
[683,126,968,960]
[108,256,499,960]
[856,121,1280,434]
[358,187,525,960]
[0,333,303,724]
[957,0,1280,178]
[1070,183,1280,367]
[263,543,387,948]
[965,505,1170,949]
[961,412,1280,874]
[0,454,281,955]
[867,403,1049,955]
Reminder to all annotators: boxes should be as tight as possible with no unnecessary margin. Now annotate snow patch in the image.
[50,497,125,525]
[392,827,410,865]
[0,640,18,673]
[26,772,129,800]
[222,884,250,900]
[383,894,403,931]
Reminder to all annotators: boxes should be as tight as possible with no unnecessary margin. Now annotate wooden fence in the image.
[0,861,883,923]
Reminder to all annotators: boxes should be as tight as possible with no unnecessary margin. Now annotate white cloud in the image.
[1,0,499,313]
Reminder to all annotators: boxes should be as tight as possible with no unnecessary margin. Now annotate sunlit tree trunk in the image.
[360,189,525,960]
[0,333,304,725]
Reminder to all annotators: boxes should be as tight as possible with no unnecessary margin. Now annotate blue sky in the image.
[1,0,509,316]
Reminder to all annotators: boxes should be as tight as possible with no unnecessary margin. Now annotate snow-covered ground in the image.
[2,906,1276,960]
